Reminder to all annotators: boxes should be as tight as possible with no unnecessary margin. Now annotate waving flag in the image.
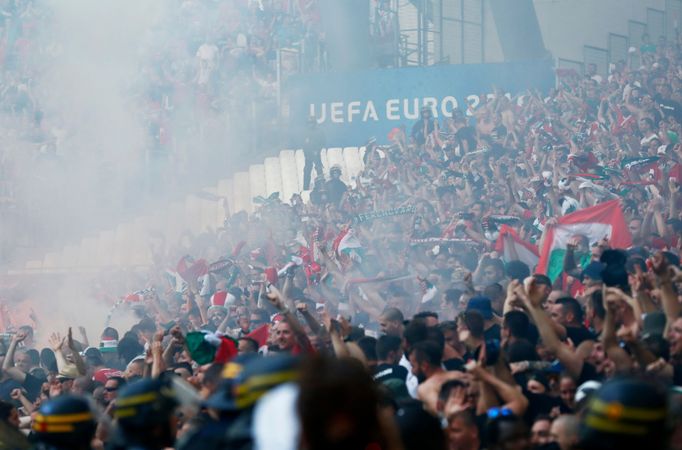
[494,225,539,271]
[332,227,364,263]
[537,200,631,282]
[246,323,270,348]
[186,331,238,365]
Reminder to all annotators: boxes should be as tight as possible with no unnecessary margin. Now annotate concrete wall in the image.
[482,0,505,63]
[534,0,667,61]
[483,0,673,64]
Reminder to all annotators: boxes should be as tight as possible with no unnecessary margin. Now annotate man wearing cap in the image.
[580,261,605,289]
[99,327,121,369]
[206,305,228,332]
[466,296,501,341]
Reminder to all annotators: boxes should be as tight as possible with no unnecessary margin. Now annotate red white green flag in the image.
[494,224,540,271]
[537,200,632,282]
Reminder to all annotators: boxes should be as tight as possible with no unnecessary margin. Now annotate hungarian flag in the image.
[176,256,208,285]
[185,331,238,365]
[494,225,539,271]
[537,200,632,282]
[332,227,364,263]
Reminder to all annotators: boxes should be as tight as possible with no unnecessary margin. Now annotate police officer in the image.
[32,395,97,450]
[113,378,178,450]
[177,356,254,450]
[579,377,669,450]
[179,355,299,450]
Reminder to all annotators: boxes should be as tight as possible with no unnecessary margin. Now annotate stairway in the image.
[12,147,366,275]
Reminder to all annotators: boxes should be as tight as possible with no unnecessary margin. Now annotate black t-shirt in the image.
[455,126,477,155]
[523,392,563,424]
[326,179,347,205]
[22,373,43,402]
[577,361,601,386]
[565,325,595,347]
[484,323,501,341]
[411,118,437,145]
[373,363,409,383]
[443,358,465,372]
[655,94,682,123]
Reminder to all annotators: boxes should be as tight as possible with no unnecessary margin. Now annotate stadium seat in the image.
[18,145,367,273]
[264,157,283,199]
[279,150,299,203]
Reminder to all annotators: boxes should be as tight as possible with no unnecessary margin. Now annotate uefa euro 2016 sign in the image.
[285,61,554,146]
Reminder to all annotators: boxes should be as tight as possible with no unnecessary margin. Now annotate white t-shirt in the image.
[399,353,419,399]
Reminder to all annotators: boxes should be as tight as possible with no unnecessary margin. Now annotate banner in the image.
[285,61,555,146]
[536,200,632,283]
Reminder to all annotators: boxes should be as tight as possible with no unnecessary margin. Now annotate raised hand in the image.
[444,382,473,416]
[513,279,537,309]
[49,332,64,352]
[651,252,672,281]
[265,285,286,311]
[10,388,23,401]
[14,330,27,343]
[67,327,76,350]
[525,276,546,308]
[320,310,333,333]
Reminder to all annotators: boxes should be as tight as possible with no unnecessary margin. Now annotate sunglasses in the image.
[104,386,118,392]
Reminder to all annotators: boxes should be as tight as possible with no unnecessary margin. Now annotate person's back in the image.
[325,177,347,205]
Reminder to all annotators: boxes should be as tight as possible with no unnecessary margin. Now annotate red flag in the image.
[246,324,270,347]
[214,336,238,364]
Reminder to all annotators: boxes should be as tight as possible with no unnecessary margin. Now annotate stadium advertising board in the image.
[285,61,555,146]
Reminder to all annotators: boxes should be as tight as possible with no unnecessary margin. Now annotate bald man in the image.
[551,414,579,450]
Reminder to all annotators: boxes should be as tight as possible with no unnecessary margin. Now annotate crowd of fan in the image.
[1,48,682,450]
[6,6,682,450]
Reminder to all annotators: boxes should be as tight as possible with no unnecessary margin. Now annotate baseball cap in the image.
[466,296,494,320]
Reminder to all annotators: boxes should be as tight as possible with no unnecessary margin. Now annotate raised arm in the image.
[266,285,310,349]
[2,331,27,383]
[469,362,528,417]
[67,328,87,376]
[652,252,681,329]
[601,289,634,373]
[515,280,584,380]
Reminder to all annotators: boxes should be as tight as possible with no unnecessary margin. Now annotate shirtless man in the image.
[409,340,466,414]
